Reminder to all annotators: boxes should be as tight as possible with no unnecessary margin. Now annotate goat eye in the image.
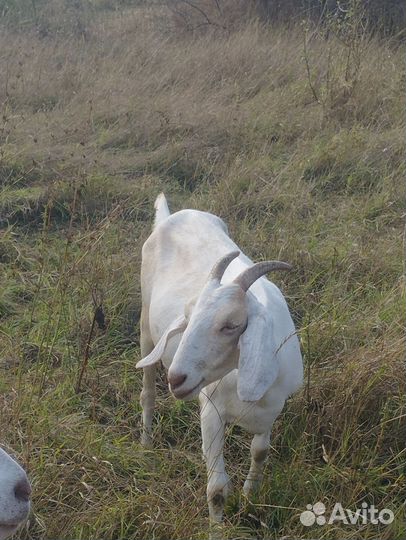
[220,323,239,333]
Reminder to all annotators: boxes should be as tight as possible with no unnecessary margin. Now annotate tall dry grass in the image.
[0,3,404,539]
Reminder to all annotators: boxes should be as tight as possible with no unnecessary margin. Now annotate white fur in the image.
[137,193,303,523]
[0,447,31,540]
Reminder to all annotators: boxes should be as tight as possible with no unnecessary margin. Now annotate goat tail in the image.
[154,192,170,227]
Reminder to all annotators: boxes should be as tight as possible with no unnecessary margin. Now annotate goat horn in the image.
[234,260,292,292]
[209,251,240,282]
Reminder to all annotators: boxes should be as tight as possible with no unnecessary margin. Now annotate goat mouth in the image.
[0,524,20,533]
[0,513,29,531]
[172,378,204,400]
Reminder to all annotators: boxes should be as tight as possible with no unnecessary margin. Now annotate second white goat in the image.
[137,193,303,523]
[0,447,31,540]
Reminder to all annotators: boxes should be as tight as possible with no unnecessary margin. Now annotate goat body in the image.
[137,194,303,523]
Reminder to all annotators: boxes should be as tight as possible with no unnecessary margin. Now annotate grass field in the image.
[0,2,405,539]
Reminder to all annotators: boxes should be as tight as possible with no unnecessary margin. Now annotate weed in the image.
[0,3,404,540]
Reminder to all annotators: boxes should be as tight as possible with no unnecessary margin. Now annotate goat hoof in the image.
[208,521,225,540]
[140,433,153,449]
[243,478,261,497]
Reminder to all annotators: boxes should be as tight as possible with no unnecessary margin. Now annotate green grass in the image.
[0,2,404,539]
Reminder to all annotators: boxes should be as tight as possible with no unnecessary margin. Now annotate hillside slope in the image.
[0,5,404,540]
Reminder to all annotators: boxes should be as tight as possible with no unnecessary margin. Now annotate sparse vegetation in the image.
[0,1,404,539]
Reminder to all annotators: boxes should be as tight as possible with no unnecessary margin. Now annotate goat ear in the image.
[184,296,197,321]
[136,315,187,368]
[237,294,279,402]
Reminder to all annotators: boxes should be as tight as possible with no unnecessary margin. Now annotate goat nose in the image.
[168,372,187,390]
[14,477,31,503]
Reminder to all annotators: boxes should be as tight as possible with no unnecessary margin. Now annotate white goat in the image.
[0,447,31,540]
[136,193,303,523]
